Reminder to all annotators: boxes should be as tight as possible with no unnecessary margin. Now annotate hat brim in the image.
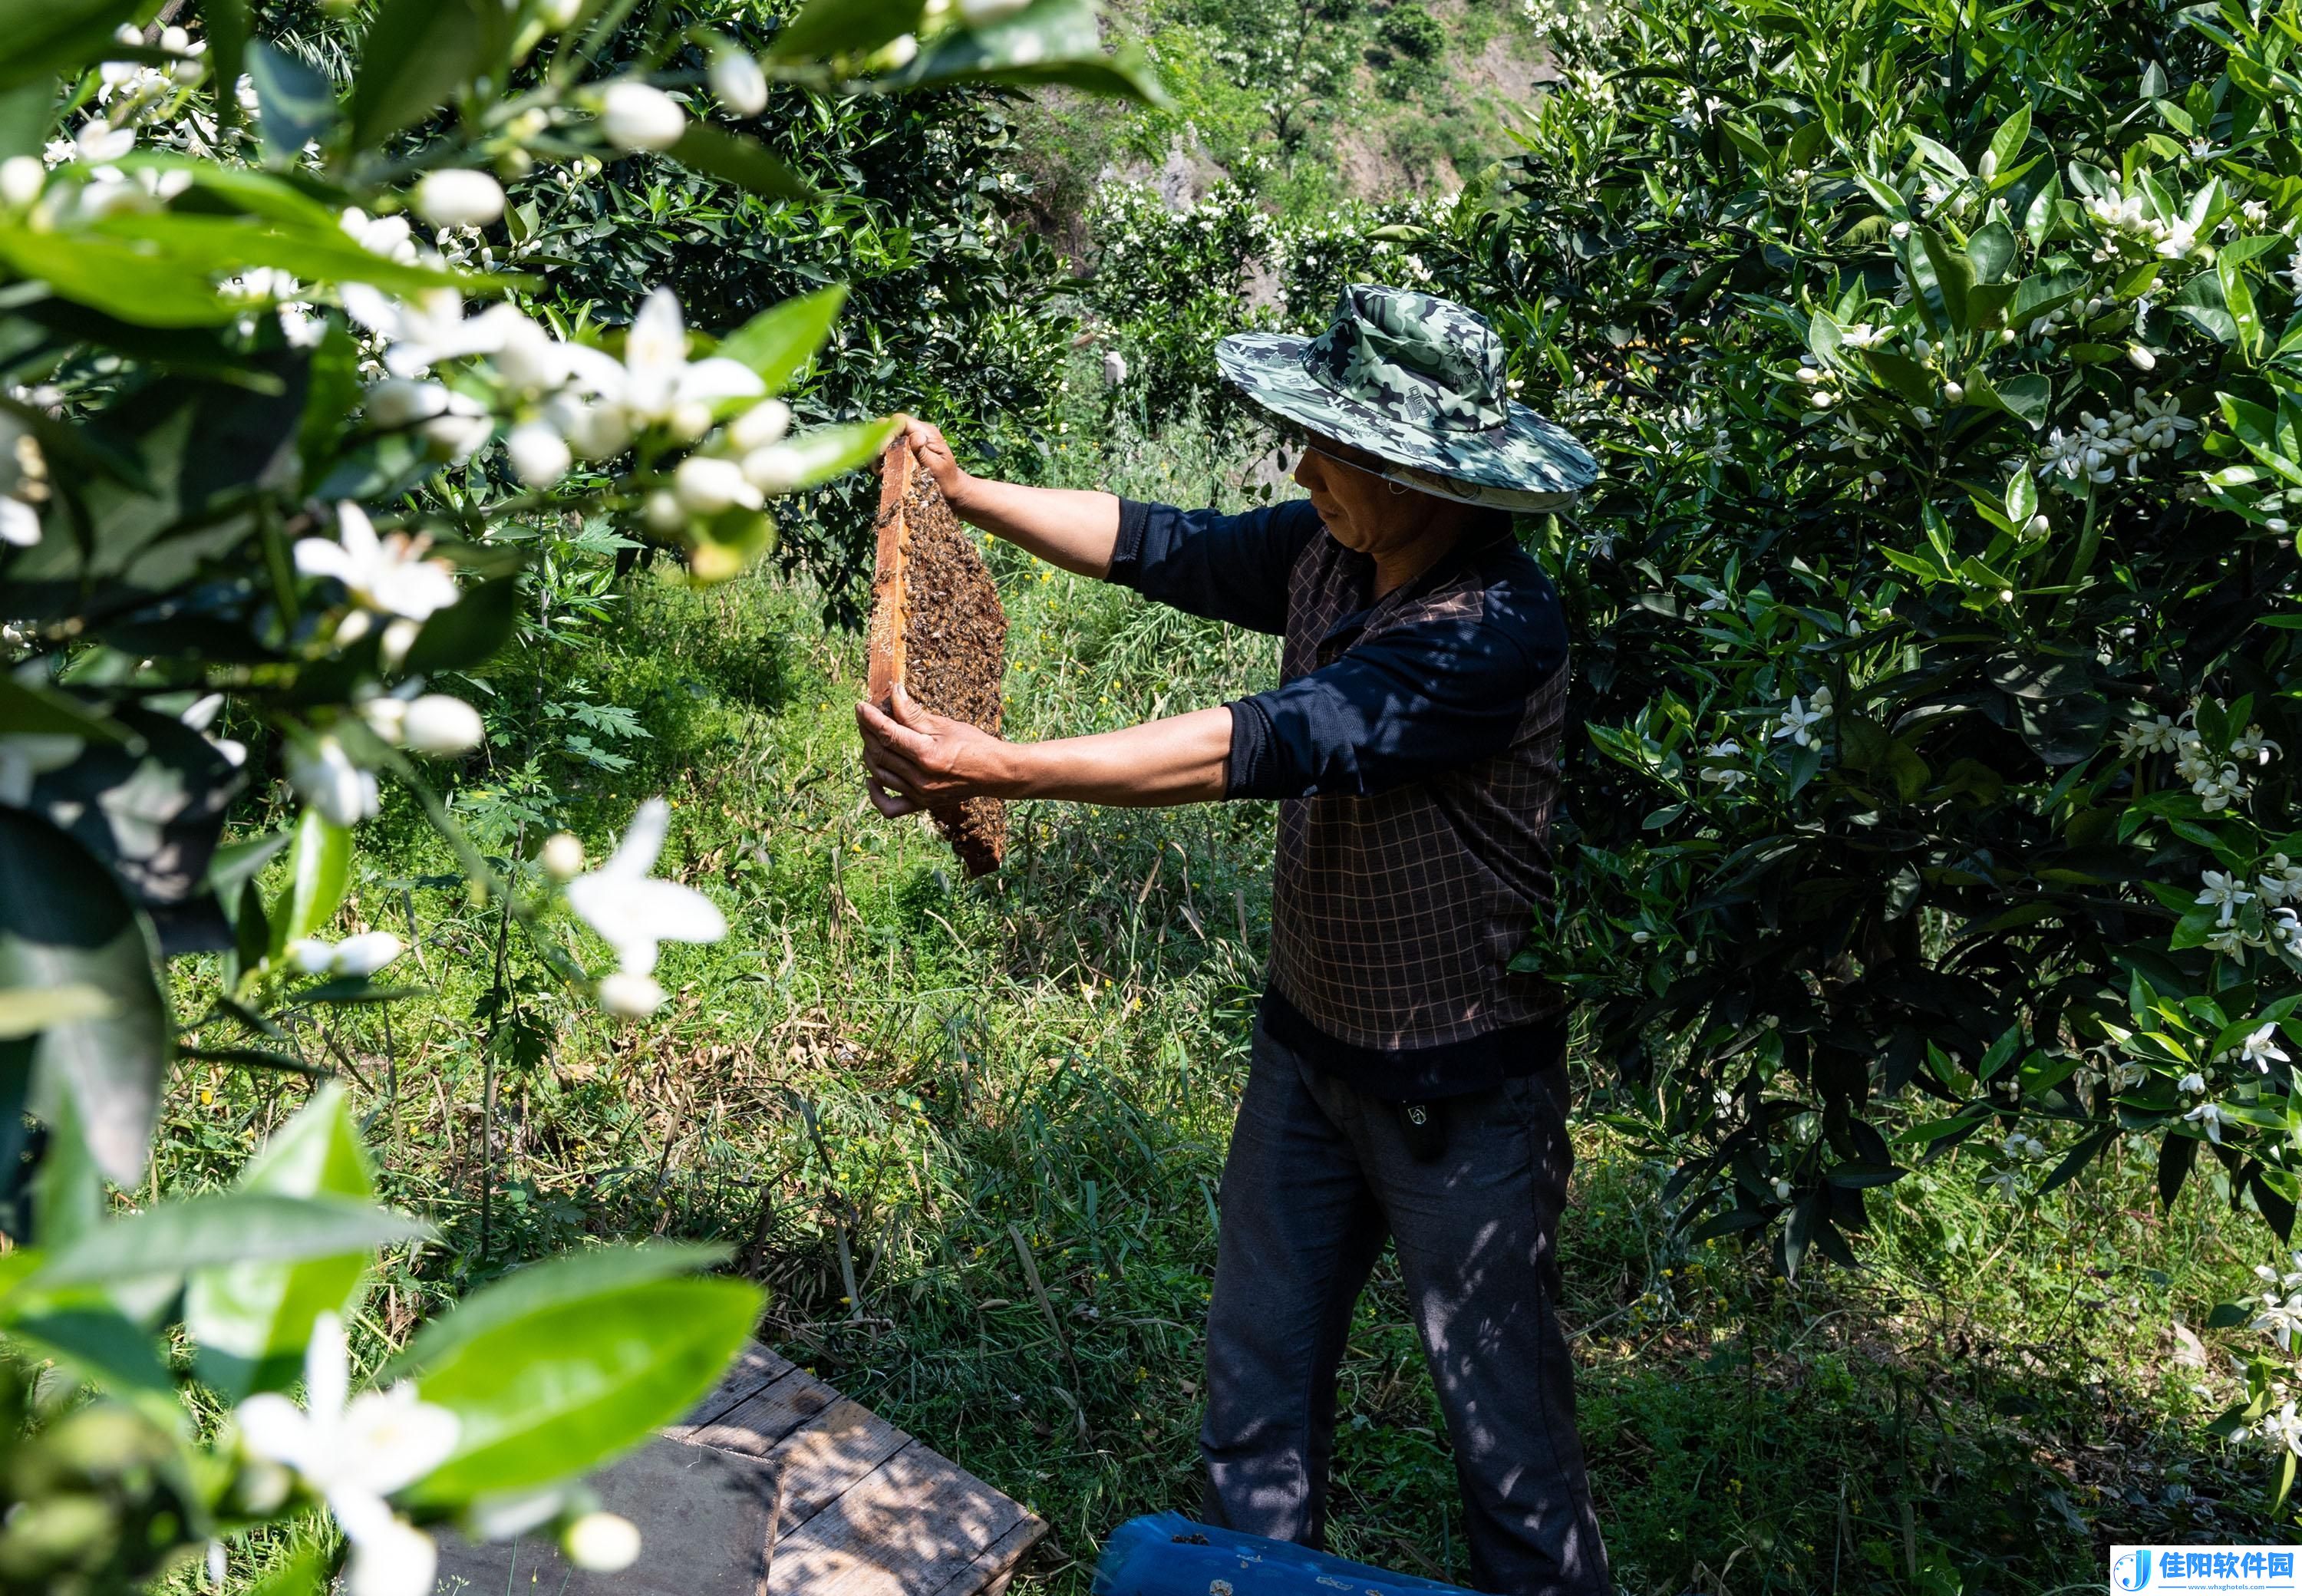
[1215,331,1597,512]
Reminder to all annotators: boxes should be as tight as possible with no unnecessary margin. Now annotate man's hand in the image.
[856,685,1021,816]
[901,418,972,512]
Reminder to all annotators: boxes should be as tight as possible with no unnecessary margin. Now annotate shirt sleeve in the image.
[1222,602,1565,800]
[1106,497,1323,636]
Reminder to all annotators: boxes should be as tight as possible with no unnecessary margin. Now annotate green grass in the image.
[160,395,2299,1593]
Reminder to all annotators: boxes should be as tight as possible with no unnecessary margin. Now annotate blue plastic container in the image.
[1091,1515,1479,1596]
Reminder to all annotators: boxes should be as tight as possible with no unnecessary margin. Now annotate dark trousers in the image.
[1199,1017,1611,1596]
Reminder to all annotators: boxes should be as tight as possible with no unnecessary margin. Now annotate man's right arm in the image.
[905,418,1316,636]
[905,419,1121,576]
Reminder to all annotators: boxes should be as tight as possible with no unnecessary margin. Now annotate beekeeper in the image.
[856,285,1609,1596]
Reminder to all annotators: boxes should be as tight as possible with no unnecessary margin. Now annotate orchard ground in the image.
[164,391,2294,1594]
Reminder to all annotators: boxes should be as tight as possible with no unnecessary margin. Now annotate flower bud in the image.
[286,938,336,974]
[600,81,687,152]
[599,971,666,1017]
[361,695,408,744]
[1889,219,1910,239]
[557,400,633,461]
[728,399,793,451]
[674,455,760,515]
[959,0,1034,21]
[1942,381,1964,404]
[506,420,573,488]
[1809,390,1833,409]
[564,1512,642,1572]
[367,378,450,430]
[866,33,920,71]
[2268,517,2290,534]
[643,491,686,533]
[413,168,506,229]
[711,50,768,117]
[403,694,485,755]
[1773,1178,1792,1201]
[1795,366,1821,384]
[381,618,420,671]
[540,832,585,881]
[332,932,405,976]
[1977,149,1998,181]
[0,155,41,209]
[2026,514,2050,536]
[2127,343,2157,371]
[667,401,716,444]
[740,443,811,494]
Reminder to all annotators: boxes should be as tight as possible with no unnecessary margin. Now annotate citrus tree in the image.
[0,0,1159,1587]
[1470,0,2302,1486]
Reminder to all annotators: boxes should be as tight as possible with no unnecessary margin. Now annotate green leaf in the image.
[186,1083,378,1400]
[0,0,138,92]
[0,986,110,1040]
[0,81,53,160]
[1996,373,2050,425]
[33,1192,427,1289]
[0,674,127,741]
[32,1090,104,1254]
[349,0,503,149]
[716,285,849,394]
[0,811,167,1187]
[268,806,351,961]
[1966,219,2017,285]
[1863,349,1937,406]
[2023,170,2062,249]
[667,124,815,203]
[8,1304,173,1396]
[400,572,521,674]
[1915,226,1973,330]
[892,0,1169,105]
[768,0,925,60]
[2006,467,2038,526]
[0,228,245,328]
[91,213,482,300]
[246,39,339,165]
[1986,103,2031,178]
[388,1246,754,1504]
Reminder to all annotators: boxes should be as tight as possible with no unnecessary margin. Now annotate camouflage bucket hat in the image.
[1215,283,1597,513]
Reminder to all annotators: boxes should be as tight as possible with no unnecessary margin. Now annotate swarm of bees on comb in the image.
[866,437,1009,876]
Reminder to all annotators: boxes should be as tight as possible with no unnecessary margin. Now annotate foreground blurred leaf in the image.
[717,285,848,392]
[0,811,167,1186]
[35,1192,427,1288]
[268,808,351,961]
[892,0,1169,104]
[0,0,140,92]
[668,124,815,203]
[350,0,506,148]
[770,0,924,60]
[186,1083,378,1400]
[390,1245,754,1503]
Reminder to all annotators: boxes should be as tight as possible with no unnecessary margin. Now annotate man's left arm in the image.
[1225,604,1565,800]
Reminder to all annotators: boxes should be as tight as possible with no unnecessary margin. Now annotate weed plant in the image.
[160,386,2290,1592]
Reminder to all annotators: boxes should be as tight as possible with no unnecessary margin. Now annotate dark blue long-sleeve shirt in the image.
[1108,496,1570,803]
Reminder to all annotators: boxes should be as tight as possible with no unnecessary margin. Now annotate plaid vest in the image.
[1266,533,1570,1051]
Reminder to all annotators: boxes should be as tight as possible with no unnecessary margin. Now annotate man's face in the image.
[1291,436,1449,559]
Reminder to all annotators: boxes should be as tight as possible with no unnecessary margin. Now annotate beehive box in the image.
[867,439,1008,875]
